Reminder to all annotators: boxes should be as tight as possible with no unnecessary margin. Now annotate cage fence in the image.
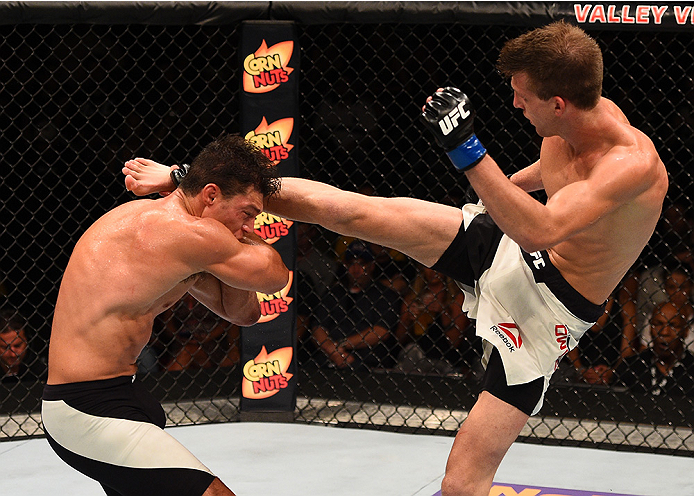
[1,4,693,456]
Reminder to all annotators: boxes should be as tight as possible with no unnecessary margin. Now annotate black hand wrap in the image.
[170,163,190,187]
[421,87,487,171]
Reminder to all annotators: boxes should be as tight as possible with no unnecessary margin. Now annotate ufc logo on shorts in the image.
[554,324,570,371]
[529,251,545,269]
[438,101,471,135]
[555,324,569,351]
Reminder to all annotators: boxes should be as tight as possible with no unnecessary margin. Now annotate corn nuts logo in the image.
[254,212,293,245]
[245,117,294,165]
[242,346,293,399]
[256,271,293,324]
[243,40,294,93]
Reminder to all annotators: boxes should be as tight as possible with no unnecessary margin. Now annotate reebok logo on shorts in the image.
[491,322,522,352]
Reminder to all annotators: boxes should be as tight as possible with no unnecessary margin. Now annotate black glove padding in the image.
[421,87,487,171]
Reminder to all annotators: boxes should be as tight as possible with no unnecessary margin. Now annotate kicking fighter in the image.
[123,22,667,496]
[44,135,289,496]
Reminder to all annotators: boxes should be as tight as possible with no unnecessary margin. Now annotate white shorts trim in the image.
[42,399,212,473]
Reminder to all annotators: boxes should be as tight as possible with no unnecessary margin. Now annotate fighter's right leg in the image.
[121,160,465,268]
[42,378,221,496]
[266,177,464,267]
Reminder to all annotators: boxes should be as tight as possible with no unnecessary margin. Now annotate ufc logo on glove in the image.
[438,101,472,135]
[421,87,487,171]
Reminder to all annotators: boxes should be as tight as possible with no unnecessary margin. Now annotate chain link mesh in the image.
[1,19,692,454]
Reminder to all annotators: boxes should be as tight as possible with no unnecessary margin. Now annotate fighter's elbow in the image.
[272,267,290,292]
[515,230,558,253]
[233,305,262,327]
[261,264,290,294]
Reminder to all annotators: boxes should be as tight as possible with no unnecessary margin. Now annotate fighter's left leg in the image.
[441,391,529,496]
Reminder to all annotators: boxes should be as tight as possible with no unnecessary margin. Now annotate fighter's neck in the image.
[168,190,203,217]
[558,99,624,156]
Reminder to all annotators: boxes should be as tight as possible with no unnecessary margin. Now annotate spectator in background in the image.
[295,222,337,365]
[310,241,400,369]
[612,300,694,396]
[332,185,414,296]
[395,265,476,375]
[620,258,694,357]
[567,293,625,385]
[295,223,337,339]
[655,201,694,263]
[156,294,241,371]
[0,308,46,382]
[337,237,413,297]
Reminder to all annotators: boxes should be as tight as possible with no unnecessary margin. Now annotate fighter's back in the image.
[48,198,199,384]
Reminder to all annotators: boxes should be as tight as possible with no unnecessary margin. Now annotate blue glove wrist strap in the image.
[446,135,487,171]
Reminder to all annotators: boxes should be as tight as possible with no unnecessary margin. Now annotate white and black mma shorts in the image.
[42,376,215,496]
[432,203,605,415]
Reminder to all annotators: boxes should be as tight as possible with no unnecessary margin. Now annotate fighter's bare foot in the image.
[123,158,176,196]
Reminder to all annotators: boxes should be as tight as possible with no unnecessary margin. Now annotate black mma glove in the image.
[421,87,487,171]
[170,163,190,187]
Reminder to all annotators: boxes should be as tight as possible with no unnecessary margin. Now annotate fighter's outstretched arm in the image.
[421,87,658,253]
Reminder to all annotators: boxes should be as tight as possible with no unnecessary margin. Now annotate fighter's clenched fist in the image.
[421,87,487,171]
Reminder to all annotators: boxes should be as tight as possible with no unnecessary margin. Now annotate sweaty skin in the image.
[464,82,667,304]
[48,186,289,385]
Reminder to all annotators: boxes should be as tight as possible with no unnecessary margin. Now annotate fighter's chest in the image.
[540,143,599,198]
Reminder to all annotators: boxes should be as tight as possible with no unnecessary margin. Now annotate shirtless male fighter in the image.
[123,22,667,496]
[44,135,289,496]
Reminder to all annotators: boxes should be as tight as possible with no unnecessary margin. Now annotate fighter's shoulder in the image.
[131,202,235,252]
[600,131,667,200]
[611,125,663,177]
[168,212,236,250]
[603,99,662,173]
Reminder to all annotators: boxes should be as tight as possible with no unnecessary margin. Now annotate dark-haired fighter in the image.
[124,22,667,496]
[45,135,289,496]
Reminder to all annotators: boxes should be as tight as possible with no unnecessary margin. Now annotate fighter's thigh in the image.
[203,477,236,496]
[356,196,463,267]
[44,399,215,496]
[46,428,216,496]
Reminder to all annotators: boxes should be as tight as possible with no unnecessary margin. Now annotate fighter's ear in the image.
[552,95,567,116]
[201,183,221,206]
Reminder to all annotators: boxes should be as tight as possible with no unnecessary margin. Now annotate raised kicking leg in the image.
[123,160,464,267]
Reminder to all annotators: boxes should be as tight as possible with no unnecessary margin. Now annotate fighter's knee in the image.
[441,472,475,496]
